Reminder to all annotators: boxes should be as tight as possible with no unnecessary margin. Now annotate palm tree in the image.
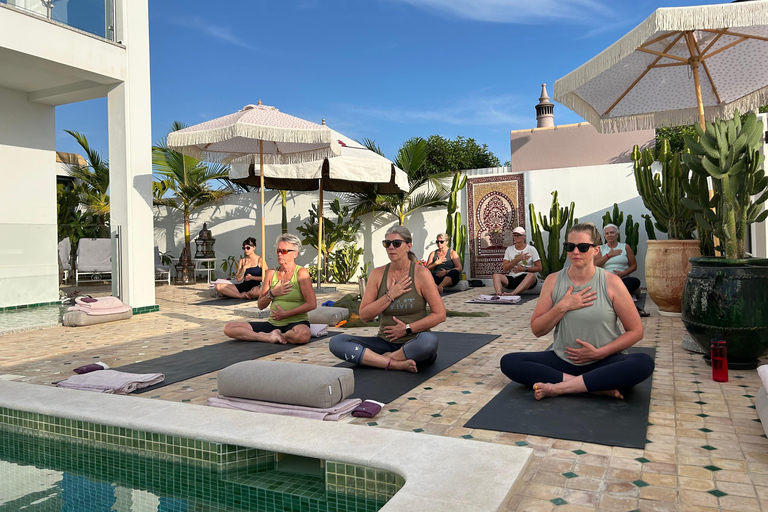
[152,121,235,258]
[347,137,449,225]
[65,130,111,237]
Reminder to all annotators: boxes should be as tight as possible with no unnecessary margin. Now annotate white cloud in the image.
[334,94,530,127]
[384,0,617,25]
[172,17,259,51]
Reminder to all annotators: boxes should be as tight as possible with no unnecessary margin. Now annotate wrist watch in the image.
[405,324,413,335]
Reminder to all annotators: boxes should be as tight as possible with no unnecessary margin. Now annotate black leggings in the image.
[622,276,640,295]
[500,350,654,392]
[432,269,461,287]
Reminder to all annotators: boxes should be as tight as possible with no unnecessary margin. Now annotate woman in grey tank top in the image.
[500,223,653,399]
[329,226,446,372]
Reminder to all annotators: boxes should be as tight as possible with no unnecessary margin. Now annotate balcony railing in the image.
[0,0,116,42]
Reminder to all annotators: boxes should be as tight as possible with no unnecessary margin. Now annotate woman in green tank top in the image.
[223,234,316,344]
[328,226,446,372]
[499,223,652,400]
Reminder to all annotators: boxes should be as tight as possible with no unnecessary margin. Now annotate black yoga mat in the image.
[195,297,253,306]
[335,332,499,403]
[464,294,538,305]
[113,332,340,394]
[463,347,655,449]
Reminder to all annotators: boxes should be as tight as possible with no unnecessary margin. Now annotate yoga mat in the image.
[335,332,499,403]
[465,294,538,305]
[463,347,655,449]
[113,332,340,394]
[195,297,253,306]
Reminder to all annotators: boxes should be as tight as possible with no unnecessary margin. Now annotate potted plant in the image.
[680,111,768,368]
[632,140,703,314]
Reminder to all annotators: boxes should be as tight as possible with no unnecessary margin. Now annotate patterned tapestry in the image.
[466,174,525,278]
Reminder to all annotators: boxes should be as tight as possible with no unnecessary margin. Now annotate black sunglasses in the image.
[436,240,446,244]
[382,239,406,248]
[563,242,596,253]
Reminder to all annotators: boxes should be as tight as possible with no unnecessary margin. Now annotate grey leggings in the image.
[329,332,438,366]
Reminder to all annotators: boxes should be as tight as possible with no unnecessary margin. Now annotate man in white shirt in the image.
[492,227,542,296]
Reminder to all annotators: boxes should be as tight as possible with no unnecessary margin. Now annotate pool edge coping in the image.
[0,381,533,511]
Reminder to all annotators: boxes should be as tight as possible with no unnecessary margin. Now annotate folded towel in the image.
[68,304,132,316]
[209,278,237,288]
[478,294,521,303]
[73,362,110,374]
[310,324,329,337]
[75,296,125,310]
[352,400,383,418]
[56,370,164,394]
[207,395,362,421]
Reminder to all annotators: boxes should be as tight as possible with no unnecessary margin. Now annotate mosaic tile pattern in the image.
[1,282,767,511]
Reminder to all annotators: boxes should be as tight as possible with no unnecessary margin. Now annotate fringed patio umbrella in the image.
[167,102,341,264]
[230,127,408,288]
[553,1,768,133]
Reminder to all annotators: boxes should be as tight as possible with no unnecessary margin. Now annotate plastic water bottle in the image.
[710,339,728,383]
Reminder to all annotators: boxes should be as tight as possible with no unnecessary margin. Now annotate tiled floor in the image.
[1,282,766,511]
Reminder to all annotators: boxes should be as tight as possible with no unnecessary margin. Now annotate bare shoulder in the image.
[414,263,432,280]
[297,267,310,278]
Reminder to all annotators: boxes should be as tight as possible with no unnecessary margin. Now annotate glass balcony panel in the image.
[1,0,115,41]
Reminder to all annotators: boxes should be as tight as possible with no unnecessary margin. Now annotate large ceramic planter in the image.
[644,240,701,314]
[682,257,768,369]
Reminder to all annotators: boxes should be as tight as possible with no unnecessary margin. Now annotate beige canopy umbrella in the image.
[167,102,341,264]
[553,1,768,133]
[230,128,408,288]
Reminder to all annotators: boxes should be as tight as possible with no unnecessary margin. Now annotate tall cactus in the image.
[681,111,768,259]
[633,139,697,240]
[624,214,640,255]
[445,172,468,268]
[601,203,624,240]
[529,191,577,278]
[641,214,657,241]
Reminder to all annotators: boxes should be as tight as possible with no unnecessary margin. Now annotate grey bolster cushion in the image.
[217,361,354,409]
[307,306,349,325]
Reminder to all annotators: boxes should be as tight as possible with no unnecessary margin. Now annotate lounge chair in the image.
[154,245,171,285]
[75,238,112,285]
[58,238,71,283]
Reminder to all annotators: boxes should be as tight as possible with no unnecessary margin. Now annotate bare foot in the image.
[533,382,561,400]
[437,285,444,294]
[387,359,418,372]
[268,329,287,344]
[591,389,624,399]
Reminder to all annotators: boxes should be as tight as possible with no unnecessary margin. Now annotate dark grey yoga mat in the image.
[113,331,340,394]
[195,297,253,306]
[463,347,655,449]
[335,332,499,403]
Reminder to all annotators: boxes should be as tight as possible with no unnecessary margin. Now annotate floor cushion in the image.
[63,309,133,327]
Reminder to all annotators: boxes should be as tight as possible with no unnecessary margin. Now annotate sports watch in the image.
[405,324,413,335]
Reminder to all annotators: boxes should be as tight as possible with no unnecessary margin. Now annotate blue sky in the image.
[55,0,720,166]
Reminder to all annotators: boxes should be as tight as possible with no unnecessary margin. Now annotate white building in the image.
[0,0,155,309]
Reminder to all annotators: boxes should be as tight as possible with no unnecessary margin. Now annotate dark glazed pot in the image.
[682,257,768,369]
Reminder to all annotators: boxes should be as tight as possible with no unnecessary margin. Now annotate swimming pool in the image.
[0,381,533,511]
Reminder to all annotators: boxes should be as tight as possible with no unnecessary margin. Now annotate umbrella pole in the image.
[260,140,266,264]
[690,59,706,133]
[317,180,323,290]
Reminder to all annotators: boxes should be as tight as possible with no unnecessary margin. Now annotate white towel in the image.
[209,278,237,288]
[310,324,329,337]
[478,294,521,303]
[56,370,164,394]
[207,395,361,421]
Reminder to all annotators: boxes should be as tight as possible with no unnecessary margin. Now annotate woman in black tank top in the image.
[329,226,446,372]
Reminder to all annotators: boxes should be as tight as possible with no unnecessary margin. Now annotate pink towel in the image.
[207,395,362,421]
[68,304,132,316]
[75,296,125,310]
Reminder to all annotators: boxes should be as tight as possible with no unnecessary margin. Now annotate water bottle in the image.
[710,339,728,383]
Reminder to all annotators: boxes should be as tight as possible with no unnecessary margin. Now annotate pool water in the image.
[0,303,68,336]
[0,426,394,511]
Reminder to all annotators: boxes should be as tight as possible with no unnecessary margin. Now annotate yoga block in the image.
[62,310,133,327]
[307,306,349,325]
[218,361,354,409]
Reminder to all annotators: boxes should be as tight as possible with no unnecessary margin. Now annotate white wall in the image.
[0,87,59,307]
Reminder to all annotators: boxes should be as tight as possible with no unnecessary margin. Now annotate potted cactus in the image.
[679,111,768,368]
[632,140,702,314]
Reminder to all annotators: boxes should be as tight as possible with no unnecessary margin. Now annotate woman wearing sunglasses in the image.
[500,223,653,400]
[425,233,462,293]
[215,237,268,300]
[223,234,316,344]
[328,226,446,372]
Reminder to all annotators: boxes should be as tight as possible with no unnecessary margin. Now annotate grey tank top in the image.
[431,250,455,272]
[377,261,428,343]
[551,267,624,366]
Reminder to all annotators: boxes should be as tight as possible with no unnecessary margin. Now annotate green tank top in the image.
[551,267,624,366]
[377,261,429,343]
[269,265,309,326]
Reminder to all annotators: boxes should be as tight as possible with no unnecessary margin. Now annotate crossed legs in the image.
[492,273,537,296]
[223,321,311,344]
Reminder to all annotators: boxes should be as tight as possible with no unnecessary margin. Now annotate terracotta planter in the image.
[682,257,768,368]
[644,240,700,314]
